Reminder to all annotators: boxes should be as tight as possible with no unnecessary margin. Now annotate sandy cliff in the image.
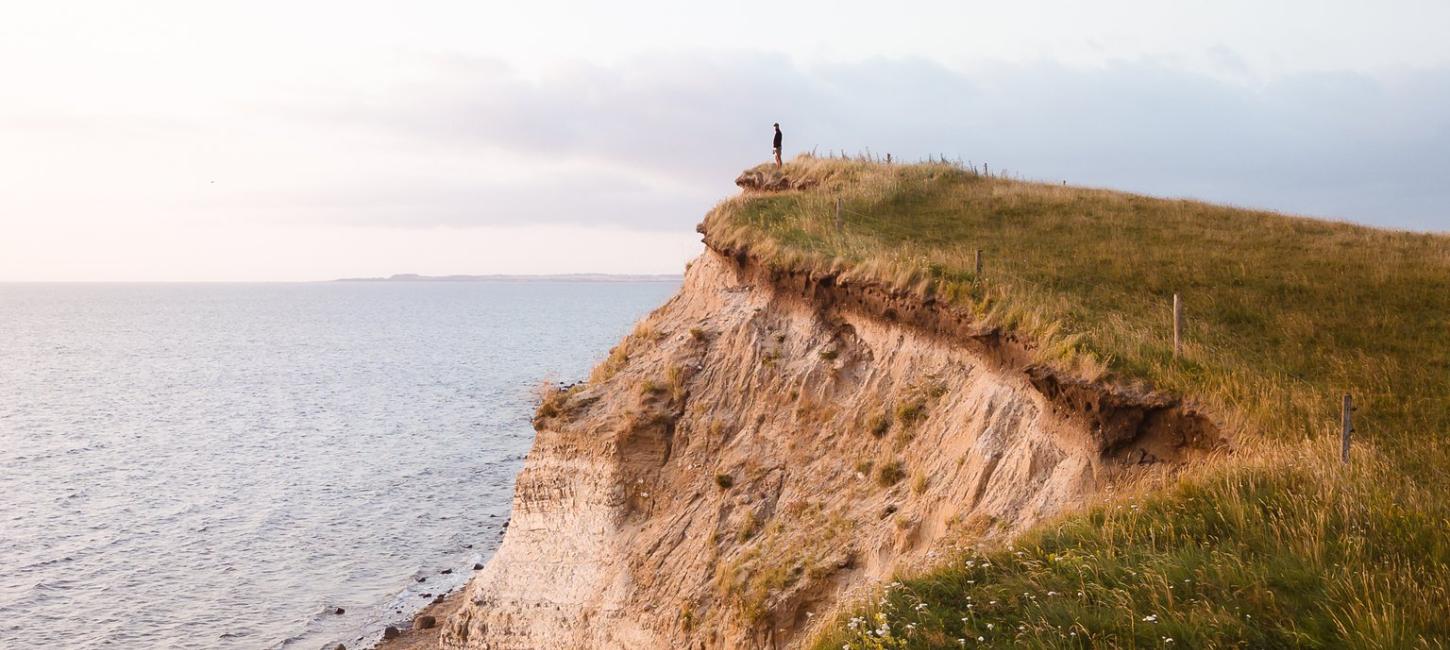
[439,224,1220,649]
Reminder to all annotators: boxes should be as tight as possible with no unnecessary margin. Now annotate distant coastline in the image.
[334,273,682,283]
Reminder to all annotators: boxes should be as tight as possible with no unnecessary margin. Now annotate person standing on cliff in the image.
[772,123,783,168]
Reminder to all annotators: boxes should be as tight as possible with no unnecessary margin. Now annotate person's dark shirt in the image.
[773,128,782,149]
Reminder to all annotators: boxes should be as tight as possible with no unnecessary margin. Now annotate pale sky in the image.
[2,1,1448,281]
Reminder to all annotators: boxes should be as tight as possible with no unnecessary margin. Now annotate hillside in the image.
[433,156,1448,649]
[711,157,1450,647]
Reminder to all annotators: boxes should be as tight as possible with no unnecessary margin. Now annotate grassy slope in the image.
[702,157,1450,648]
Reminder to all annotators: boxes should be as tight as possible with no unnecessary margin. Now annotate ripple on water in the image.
[0,280,676,649]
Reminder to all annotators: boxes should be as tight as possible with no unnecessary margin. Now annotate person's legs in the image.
[774,148,782,167]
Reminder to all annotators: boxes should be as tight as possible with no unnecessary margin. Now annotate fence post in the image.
[1341,394,1353,463]
[974,249,983,276]
[1172,293,1183,358]
[834,198,843,234]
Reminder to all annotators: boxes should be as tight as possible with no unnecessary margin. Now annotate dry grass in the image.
[590,323,660,384]
[877,460,907,488]
[716,505,852,625]
[698,156,1450,647]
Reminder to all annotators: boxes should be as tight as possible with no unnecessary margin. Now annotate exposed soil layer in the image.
[704,233,1226,466]
[438,237,1226,650]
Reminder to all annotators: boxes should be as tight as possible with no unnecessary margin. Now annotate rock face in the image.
[441,246,1220,650]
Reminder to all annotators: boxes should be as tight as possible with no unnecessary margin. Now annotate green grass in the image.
[701,156,1450,648]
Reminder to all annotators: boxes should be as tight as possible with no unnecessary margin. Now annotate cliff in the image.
[437,195,1220,648]
[431,156,1449,648]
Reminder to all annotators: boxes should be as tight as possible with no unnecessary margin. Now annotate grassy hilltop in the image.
[702,156,1450,648]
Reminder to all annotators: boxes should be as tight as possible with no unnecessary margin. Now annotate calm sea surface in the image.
[0,281,678,649]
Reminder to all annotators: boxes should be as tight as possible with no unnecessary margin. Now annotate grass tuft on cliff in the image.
[701,156,1450,647]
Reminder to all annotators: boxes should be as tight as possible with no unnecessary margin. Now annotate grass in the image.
[716,503,853,625]
[868,411,892,438]
[877,460,908,488]
[698,156,1450,647]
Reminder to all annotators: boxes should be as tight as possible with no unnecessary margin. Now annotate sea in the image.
[0,280,679,649]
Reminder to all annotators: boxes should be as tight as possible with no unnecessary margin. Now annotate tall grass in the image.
[700,156,1450,647]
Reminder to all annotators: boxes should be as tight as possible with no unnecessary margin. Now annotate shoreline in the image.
[369,586,471,650]
[322,552,493,650]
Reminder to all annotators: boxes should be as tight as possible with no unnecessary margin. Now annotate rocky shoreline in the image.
[369,587,471,650]
[322,556,490,650]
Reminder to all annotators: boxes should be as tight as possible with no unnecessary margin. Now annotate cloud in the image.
[303,53,1449,231]
[10,53,1446,233]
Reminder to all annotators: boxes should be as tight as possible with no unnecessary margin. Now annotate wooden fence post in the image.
[1341,394,1353,463]
[1173,293,1183,358]
[834,198,843,234]
[974,249,983,276]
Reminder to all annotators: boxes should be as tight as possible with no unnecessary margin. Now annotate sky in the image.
[2,1,1448,281]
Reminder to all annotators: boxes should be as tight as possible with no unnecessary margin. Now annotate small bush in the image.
[689,327,707,341]
[715,473,735,489]
[737,511,760,542]
[666,366,687,403]
[533,382,577,422]
[877,460,906,487]
[895,398,927,427]
[924,380,948,399]
[867,412,891,438]
[911,472,929,495]
[818,347,839,361]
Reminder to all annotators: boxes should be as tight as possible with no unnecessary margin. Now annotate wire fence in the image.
[820,197,1360,460]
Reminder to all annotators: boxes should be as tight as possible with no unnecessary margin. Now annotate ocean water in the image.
[0,280,678,649]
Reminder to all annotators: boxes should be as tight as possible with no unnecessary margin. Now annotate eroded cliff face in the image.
[441,246,1219,650]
